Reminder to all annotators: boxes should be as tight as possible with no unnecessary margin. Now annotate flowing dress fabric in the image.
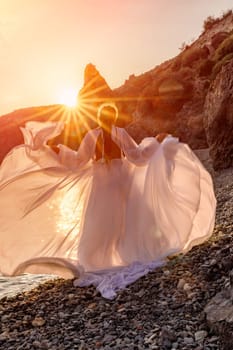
[0,122,216,298]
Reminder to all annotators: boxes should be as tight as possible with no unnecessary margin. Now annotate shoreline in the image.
[0,274,57,300]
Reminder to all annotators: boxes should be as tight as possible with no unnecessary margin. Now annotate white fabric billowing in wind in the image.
[74,260,165,300]
[0,121,216,298]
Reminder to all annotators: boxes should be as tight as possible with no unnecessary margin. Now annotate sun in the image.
[59,88,78,108]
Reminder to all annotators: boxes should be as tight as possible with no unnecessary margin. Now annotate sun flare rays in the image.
[15,75,160,151]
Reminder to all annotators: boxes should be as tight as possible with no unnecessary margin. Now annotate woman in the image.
[0,103,216,299]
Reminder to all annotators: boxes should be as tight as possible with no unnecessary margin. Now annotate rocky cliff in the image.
[114,9,233,156]
[204,59,233,169]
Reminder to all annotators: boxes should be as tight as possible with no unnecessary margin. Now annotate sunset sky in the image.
[0,0,232,115]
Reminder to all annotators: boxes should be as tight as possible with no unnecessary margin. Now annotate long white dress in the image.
[0,121,216,298]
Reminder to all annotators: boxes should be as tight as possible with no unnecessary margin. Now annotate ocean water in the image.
[0,274,57,300]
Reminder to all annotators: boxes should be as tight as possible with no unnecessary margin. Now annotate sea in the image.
[0,274,57,300]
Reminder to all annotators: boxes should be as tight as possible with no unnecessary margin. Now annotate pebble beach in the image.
[0,150,232,350]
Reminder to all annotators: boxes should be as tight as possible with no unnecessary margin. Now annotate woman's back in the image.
[95,129,121,161]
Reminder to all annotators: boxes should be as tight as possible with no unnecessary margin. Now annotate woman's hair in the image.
[97,103,118,125]
[155,133,170,143]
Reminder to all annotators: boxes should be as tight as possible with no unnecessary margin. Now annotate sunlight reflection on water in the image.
[56,187,82,233]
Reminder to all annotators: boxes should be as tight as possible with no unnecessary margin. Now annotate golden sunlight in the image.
[59,88,78,108]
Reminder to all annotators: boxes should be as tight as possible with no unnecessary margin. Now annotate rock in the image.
[32,340,42,348]
[183,283,192,292]
[203,59,233,169]
[87,302,97,309]
[204,288,233,323]
[194,330,208,342]
[183,337,194,344]
[78,63,115,129]
[177,279,186,290]
[31,316,46,327]
[124,72,194,144]
[0,331,9,341]
[161,327,177,341]
[174,77,209,149]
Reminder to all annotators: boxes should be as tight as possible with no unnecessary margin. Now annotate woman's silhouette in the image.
[95,103,122,161]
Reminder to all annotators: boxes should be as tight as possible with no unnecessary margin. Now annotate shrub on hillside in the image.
[203,16,217,31]
[198,59,215,77]
[182,47,209,68]
[202,10,233,32]
[203,80,210,91]
[177,67,193,81]
[155,68,193,90]
[200,45,210,59]
[211,53,233,79]
[179,42,189,52]
[214,34,233,61]
[182,48,200,67]
[211,32,229,49]
[171,57,182,72]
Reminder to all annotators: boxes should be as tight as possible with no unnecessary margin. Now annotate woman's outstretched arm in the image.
[58,128,101,169]
[112,127,160,166]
